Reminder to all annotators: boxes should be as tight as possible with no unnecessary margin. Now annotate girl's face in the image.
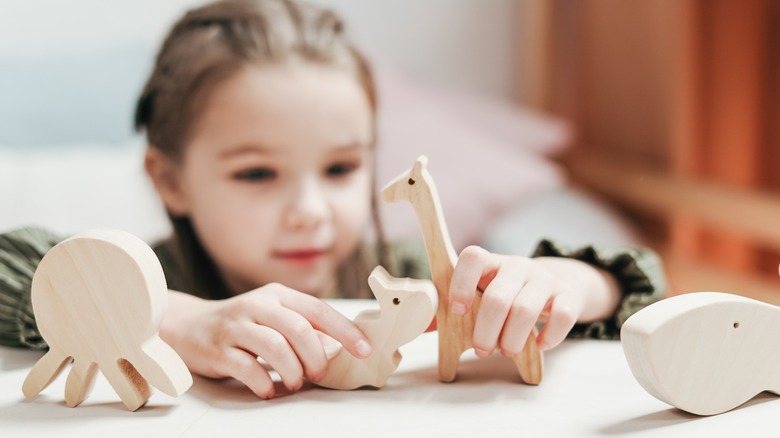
[154,63,374,296]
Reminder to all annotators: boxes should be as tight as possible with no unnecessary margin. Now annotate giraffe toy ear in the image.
[413,155,429,174]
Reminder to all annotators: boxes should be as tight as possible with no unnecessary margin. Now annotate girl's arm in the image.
[531,239,666,340]
[160,285,372,399]
[531,256,621,324]
[448,242,664,355]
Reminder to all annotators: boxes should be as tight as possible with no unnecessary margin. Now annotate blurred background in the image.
[535,1,780,304]
[0,0,778,303]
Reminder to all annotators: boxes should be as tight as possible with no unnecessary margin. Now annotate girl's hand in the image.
[161,284,372,399]
[449,246,619,356]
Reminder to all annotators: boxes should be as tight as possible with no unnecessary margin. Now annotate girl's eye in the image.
[234,168,277,182]
[326,162,357,178]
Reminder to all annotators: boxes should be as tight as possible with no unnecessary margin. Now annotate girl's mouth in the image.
[273,249,328,265]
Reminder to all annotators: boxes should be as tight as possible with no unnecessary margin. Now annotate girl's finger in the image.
[316,331,342,360]
[249,305,329,382]
[279,290,373,360]
[237,323,305,392]
[221,348,276,399]
[472,262,525,357]
[498,278,552,356]
[450,246,500,316]
[536,293,580,351]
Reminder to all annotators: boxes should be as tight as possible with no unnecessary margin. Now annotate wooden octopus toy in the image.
[22,229,192,411]
[381,156,543,384]
[621,290,780,415]
[316,266,437,390]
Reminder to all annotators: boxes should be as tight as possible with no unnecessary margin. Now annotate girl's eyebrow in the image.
[220,142,367,159]
[219,144,277,159]
[327,142,368,153]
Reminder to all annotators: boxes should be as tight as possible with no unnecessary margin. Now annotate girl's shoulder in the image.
[149,239,188,296]
[0,226,65,349]
[0,226,63,257]
[335,239,431,299]
[0,226,64,284]
[0,228,184,294]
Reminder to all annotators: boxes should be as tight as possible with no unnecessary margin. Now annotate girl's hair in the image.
[134,0,389,299]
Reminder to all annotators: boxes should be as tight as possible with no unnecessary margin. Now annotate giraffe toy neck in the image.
[409,171,458,295]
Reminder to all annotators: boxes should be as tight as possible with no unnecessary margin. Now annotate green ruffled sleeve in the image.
[0,227,63,349]
[532,239,666,340]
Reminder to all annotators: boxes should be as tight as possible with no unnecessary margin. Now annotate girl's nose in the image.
[283,177,329,230]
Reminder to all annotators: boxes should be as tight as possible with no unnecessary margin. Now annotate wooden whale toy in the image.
[621,291,780,415]
[22,229,192,411]
[316,266,437,390]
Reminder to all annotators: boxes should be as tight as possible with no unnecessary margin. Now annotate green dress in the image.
[0,226,665,350]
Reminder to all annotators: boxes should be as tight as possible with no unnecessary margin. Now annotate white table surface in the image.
[1,299,776,437]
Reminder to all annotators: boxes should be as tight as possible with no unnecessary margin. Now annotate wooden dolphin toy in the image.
[621,291,780,415]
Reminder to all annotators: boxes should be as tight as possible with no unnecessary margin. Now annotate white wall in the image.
[0,0,523,99]
[310,0,523,99]
[0,1,204,54]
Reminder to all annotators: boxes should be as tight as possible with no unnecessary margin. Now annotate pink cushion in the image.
[374,67,569,251]
[434,90,572,158]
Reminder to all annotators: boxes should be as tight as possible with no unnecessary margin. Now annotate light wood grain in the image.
[621,291,780,415]
[22,229,192,411]
[381,156,543,384]
[316,266,437,390]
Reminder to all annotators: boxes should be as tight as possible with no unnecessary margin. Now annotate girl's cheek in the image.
[344,174,372,214]
[345,197,372,232]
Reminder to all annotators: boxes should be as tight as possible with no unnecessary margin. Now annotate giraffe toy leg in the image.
[437,332,461,383]
[513,330,543,385]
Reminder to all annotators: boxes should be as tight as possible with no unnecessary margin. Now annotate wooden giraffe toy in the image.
[316,266,437,390]
[381,156,543,384]
[22,229,192,411]
[621,290,780,416]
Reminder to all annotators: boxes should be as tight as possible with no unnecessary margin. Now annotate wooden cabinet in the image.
[521,0,780,302]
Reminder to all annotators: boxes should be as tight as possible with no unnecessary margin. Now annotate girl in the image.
[0,0,664,399]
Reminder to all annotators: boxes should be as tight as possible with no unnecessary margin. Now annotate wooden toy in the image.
[316,266,437,390]
[381,156,543,384]
[22,229,192,411]
[621,291,780,415]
